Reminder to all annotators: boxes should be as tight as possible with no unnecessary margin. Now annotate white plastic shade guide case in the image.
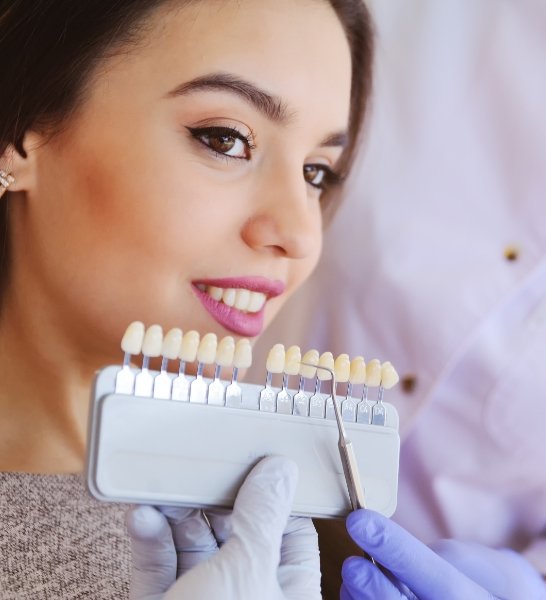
[86,366,400,518]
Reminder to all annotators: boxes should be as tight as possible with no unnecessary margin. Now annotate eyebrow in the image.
[167,72,290,123]
[167,71,348,148]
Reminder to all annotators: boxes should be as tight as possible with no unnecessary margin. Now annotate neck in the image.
[0,299,98,474]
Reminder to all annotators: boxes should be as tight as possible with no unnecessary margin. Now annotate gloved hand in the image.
[126,455,321,600]
[341,509,546,600]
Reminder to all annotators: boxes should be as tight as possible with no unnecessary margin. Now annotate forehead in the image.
[88,0,352,127]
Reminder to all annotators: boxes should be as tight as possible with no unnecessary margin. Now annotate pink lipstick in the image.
[192,276,285,337]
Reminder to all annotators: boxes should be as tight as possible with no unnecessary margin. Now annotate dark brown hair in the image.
[0,0,373,295]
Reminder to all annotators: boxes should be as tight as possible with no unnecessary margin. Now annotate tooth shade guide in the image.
[266,343,285,374]
[366,358,382,387]
[180,330,200,362]
[317,352,334,381]
[141,325,163,359]
[233,339,252,369]
[161,328,183,361]
[380,361,400,390]
[216,336,235,367]
[334,353,350,383]
[120,321,145,358]
[342,397,357,423]
[197,333,217,365]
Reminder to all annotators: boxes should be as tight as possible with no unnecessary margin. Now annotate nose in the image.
[240,161,322,260]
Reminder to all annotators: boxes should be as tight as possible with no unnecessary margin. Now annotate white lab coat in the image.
[249,0,546,573]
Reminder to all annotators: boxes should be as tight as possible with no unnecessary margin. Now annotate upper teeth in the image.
[200,285,267,313]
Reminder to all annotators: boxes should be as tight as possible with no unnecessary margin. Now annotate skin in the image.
[0,0,352,473]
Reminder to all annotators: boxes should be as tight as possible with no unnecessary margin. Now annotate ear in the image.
[1,132,44,195]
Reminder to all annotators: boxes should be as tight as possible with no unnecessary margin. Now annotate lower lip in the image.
[192,286,267,337]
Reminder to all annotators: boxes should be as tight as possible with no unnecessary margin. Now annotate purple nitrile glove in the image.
[126,455,321,600]
[341,509,546,600]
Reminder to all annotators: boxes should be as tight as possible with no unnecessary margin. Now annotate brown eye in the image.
[209,134,237,154]
[303,164,327,188]
[187,126,254,160]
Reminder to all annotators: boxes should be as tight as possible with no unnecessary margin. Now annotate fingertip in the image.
[346,509,384,550]
[342,556,374,593]
[126,505,168,541]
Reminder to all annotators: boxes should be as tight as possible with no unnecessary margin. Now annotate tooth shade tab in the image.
[366,358,382,387]
[180,330,200,362]
[381,361,400,389]
[142,325,163,357]
[266,344,285,374]
[216,336,235,367]
[121,321,145,355]
[234,338,252,369]
[317,352,334,381]
[162,328,183,360]
[284,345,301,375]
[349,356,367,385]
[197,333,217,364]
[300,349,319,378]
[334,353,350,383]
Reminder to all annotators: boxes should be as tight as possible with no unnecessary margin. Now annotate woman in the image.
[0,0,372,597]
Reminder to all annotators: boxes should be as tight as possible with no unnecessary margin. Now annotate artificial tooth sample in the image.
[172,330,199,402]
[190,333,218,403]
[115,321,145,394]
[365,358,382,387]
[216,336,235,368]
[261,344,285,412]
[225,338,252,408]
[348,356,370,424]
[380,361,400,390]
[310,351,333,419]
[317,352,335,381]
[266,343,286,374]
[208,335,235,406]
[349,356,367,386]
[371,361,400,427]
[153,328,182,400]
[162,328,183,361]
[293,348,318,417]
[285,346,302,376]
[121,321,145,359]
[233,338,252,369]
[319,351,337,420]
[334,354,351,383]
[180,330,200,363]
[300,349,319,379]
[334,354,353,422]
[135,324,163,397]
[277,345,300,415]
[365,358,382,424]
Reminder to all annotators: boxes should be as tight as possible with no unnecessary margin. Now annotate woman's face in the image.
[10,0,352,361]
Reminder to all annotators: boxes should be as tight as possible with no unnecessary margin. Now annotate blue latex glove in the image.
[126,456,321,600]
[341,509,546,600]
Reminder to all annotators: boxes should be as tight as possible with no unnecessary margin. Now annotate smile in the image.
[195,284,267,313]
[192,277,285,337]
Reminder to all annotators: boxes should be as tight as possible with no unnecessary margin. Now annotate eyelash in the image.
[186,125,342,192]
[186,125,256,161]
